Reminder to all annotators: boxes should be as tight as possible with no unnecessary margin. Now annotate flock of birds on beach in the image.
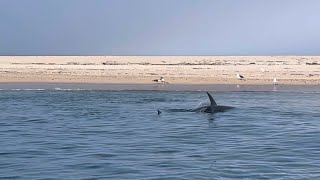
[236,72,278,85]
[153,72,279,86]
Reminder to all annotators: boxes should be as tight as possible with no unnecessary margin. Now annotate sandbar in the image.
[0,56,319,85]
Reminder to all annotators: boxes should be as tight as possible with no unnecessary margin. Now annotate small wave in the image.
[53,87,91,91]
[0,88,45,91]
[23,89,45,91]
[300,91,320,94]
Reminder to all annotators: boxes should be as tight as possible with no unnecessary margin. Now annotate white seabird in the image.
[236,74,244,79]
[153,77,165,83]
[273,78,278,85]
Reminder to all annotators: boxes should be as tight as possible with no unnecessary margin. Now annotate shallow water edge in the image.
[0,82,319,92]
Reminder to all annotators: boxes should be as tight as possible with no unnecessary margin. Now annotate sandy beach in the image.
[0,56,319,85]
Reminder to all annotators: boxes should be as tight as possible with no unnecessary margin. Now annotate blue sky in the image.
[0,0,319,55]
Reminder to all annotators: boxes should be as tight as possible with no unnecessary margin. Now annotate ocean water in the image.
[1,86,320,179]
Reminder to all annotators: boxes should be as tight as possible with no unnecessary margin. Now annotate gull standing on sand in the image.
[153,77,165,83]
[236,73,244,80]
[273,78,278,85]
[57,65,62,74]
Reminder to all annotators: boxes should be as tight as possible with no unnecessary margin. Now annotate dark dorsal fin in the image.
[206,92,217,106]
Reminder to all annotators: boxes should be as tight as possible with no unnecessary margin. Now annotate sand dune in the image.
[0,56,319,85]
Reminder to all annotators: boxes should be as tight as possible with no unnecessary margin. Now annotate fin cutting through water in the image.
[206,92,217,106]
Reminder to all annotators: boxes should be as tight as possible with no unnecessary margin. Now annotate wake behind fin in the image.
[206,92,217,106]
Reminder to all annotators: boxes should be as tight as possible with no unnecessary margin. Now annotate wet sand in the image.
[0,56,319,85]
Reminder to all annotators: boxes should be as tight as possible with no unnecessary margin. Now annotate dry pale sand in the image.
[0,56,319,85]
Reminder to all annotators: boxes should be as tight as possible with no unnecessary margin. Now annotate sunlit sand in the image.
[0,56,319,85]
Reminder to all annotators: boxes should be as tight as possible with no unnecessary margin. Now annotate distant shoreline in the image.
[0,56,319,85]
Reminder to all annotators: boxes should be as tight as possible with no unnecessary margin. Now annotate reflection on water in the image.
[0,89,320,179]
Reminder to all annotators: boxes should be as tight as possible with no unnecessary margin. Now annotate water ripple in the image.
[0,90,319,179]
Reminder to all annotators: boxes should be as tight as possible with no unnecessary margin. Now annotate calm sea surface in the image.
[1,85,320,179]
